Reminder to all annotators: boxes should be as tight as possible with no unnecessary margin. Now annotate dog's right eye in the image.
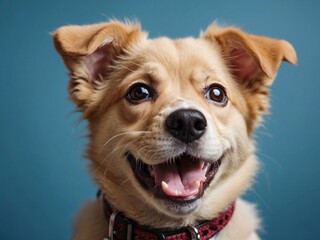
[126,83,154,104]
[204,84,228,106]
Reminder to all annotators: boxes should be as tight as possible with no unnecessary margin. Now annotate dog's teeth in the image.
[149,166,155,177]
[200,161,205,169]
[195,180,200,188]
[202,163,209,171]
[161,181,169,190]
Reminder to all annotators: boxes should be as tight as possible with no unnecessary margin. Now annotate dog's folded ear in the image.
[52,21,146,111]
[202,24,297,87]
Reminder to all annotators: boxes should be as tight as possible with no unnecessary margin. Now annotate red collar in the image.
[101,196,235,240]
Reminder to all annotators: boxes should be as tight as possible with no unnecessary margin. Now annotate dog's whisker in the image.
[136,145,148,158]
[99,131,149,164]
[120,177,131,186]
[249,187,272,212]
[258,161,272,194]
[101,142,131,175]
[102,139,138,176]
[257,152,282,169]
[102,130,150,148]
[223,148,234,165]
[118,142,136,170]
[256,151,281,193]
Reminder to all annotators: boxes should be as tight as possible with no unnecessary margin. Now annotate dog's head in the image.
[53,21,296,227]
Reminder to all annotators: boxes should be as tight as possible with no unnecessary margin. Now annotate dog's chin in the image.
[127,152,222,216]
[157,198,201,215]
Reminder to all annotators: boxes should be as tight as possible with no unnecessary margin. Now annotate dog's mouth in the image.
[127,152,222,202]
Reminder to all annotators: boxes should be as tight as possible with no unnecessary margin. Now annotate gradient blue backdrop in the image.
[1,1,319,239]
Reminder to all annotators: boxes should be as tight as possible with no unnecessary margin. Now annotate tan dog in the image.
[53,20,296,240]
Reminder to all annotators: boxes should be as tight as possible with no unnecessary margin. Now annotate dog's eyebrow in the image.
[142,65,161,85]
[205,75,210,86]
[145,72,158,87]
[191,68,216,85]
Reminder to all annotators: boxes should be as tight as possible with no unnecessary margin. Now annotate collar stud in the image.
[187,226,201,240]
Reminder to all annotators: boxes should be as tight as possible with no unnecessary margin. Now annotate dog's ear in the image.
[52,21,145,111]
[202,24,297,132]
[202,24,297,86]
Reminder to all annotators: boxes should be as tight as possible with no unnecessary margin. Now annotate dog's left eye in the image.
[204,84,228,106]
[126,83,154,104]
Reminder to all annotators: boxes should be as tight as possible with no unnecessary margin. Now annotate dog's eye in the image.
[205,84,228,106]
[126,83,154,104]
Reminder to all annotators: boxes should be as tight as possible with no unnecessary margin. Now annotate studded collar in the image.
[100,194,235,240]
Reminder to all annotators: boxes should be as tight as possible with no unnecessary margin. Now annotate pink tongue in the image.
[153,157,206,198]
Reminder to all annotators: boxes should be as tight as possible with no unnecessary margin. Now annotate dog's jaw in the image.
[90,147,258,229]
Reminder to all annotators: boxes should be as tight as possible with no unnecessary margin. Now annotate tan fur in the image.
[53,20,296,240]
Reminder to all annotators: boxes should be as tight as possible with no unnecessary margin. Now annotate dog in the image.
[53,20,297,240]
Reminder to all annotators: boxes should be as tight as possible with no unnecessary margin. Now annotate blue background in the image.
[1,1,319,239]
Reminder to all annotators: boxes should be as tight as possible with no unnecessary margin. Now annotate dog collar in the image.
[101,194,235,240]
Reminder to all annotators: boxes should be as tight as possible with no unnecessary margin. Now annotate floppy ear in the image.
[202,24,297,86]
[202,24,297,133]
[52,21,145,111]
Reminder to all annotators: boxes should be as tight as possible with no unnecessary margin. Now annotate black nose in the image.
[165,109,207,144]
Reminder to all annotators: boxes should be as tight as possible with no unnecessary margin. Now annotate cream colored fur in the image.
[52,20,297,240]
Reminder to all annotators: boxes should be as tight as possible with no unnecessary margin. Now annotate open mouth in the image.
[127,152,222,202]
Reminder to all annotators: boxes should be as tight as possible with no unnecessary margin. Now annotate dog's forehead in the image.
[134,37,227,83]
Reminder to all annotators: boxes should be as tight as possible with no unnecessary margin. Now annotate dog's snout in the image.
[165,109,207,144]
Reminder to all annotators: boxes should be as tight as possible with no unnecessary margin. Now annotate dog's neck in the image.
[101,194,235,240]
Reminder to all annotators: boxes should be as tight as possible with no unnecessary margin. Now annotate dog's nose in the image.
[165,109,207,144]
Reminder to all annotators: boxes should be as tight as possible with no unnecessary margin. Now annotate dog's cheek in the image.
[228,110,251,160]
[210,104,250,165]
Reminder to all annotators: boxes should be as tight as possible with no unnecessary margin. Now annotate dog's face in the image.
[53,21,296,227]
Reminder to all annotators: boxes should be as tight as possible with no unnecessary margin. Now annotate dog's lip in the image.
[127,152,222,202]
